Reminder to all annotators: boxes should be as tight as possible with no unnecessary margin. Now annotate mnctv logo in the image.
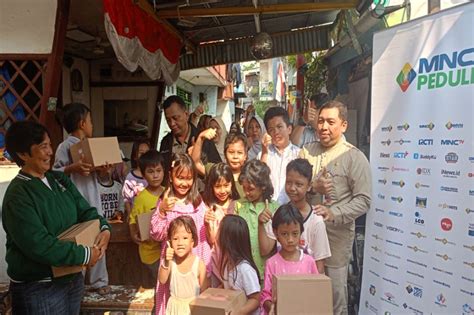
[441,139,465,146]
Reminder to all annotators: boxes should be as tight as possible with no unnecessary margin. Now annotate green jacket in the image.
[2,170,110,282]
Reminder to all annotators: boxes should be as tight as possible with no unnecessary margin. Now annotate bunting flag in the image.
[275,61,286,102]
[103,0,182,85]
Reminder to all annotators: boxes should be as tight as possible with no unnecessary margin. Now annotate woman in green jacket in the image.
[3,121,111,314]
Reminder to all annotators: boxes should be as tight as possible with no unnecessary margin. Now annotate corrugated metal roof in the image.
[180,25,330,69]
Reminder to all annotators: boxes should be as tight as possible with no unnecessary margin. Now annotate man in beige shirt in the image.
[299,100,371,315]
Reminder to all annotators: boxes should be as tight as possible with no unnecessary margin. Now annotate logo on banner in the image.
[381,139,392,146]
[435,293,447,307]
[396,63,417,92]
[438,203,458,211]
[369,285,376,296]
[440,218,453,231]
[441,139,464,146]
[391,196,403,203]
[378,178,387,185]
[377,193,386,200]
[434,237,456,246]
[381,292,399,307]
[415,197,427,208]
[415,182,430,189]
[414,211,425,226]
[392,180,405,187]
[445,152,459,164]
[392,166,409,172]
[378,166,390,172]
[418,138,434,145]
[380,152,390,158]
[375,207,385,213]
[401,48,474,91]
[462,303,474,314]
[419,122,435,130]
[406,283,423,298]
[394,151,409,158]
[397,123,410,131]
[410,231,427,239]
[440,186,458,193]
[470,156,474,163]
[441,169,460,178]
[381,125,393,132]
[468,223,474,237]
[394,139,411,145]
[386,225,404,234]
[416,167,431,175]
[389,210,403,217]
[414,153,436,160]
[407,244,428,254]
[445,121,463,129]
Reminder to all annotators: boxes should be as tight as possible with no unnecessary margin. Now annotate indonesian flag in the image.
[103,0,183,85]
[275,61,286,102]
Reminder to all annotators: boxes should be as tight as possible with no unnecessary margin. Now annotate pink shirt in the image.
[150,199,211,315]
[261,251,319,313]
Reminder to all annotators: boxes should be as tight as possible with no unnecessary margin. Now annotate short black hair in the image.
[138,150,164,174]
[286,158,313,183]
[5,121,50,167]
[263,106,290,129]
[319,100,348,121]
[163,95,187,111]
[272,204,304,233]
[239,159,273,201]
[61,102,90,133]
[131,139,151,169]
[224,132,248,153]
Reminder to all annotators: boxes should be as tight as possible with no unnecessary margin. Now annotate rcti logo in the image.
[445,152,458,164]
[418,139,434,145]
[396,63,417,92]
[393,151,409,158]
[441,218,453,231]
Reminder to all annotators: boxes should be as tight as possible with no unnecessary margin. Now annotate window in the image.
[176,86,192,109]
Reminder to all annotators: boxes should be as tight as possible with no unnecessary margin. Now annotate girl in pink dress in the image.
[260,204,319,314]
[202,163,240,246]
[150,153,211,315]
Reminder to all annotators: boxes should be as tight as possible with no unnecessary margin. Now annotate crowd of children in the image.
[52,101,333,315]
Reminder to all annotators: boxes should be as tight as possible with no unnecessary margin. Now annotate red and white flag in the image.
[275,61,286,102]
[103,0,182,85]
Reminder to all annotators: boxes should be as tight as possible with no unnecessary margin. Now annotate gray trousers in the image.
[326,265,349,315]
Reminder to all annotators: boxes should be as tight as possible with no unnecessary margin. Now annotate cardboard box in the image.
[52,219,100,278]
[272,274,333,315]
[70,137,122,167]
[190,288,247,315]
[137,211,153,241]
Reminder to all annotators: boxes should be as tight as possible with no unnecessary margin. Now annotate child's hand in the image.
[258,199,272,224]
[69,155,93,176]
[312,167,333,196]
[200,128,217,141]
[303,99,318,126]
[159,188,178,215]
[131,232,142,245]
[314,204,335,223]
[165,241,174,261]
[204,205,217,225]
[261,133,272,152]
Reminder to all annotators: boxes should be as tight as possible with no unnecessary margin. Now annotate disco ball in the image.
[250,32,273,60]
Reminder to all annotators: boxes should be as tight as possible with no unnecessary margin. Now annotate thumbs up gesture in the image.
[204,205,217,226]
[261,133,272,153]
[258,199,273,224]
[159,187,178,215]
[165,241,174,262]
[312,167,333,196]
[200,128,217,141]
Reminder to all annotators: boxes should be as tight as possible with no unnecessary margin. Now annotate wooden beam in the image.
[134,0,196,52]
[40,0,70,150]
[156,2,357,18]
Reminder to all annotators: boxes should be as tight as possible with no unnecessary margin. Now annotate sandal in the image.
[97,285,111,295]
